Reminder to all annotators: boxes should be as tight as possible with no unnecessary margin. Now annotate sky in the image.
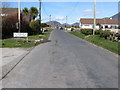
[2,2,119,24]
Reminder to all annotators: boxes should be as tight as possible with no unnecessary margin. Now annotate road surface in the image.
[2,29,118,88]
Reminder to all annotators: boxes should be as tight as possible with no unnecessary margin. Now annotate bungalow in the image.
[80,18,119,30]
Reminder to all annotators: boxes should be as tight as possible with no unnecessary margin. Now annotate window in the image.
[84,25,89,26]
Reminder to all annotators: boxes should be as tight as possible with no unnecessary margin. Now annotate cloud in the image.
[41,16,66,21]
[75,18,80,21]
[74,8,80,11]
[53,16,65,21]
[83,9,92,13]
[42,17,49,21]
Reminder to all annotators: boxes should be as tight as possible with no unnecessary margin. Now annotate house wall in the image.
[81,24,99,30]
[80,24,118,30]
[81,24,93,29]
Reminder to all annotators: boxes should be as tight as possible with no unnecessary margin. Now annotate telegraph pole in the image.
[49,15,51,27]
[66,16,68,30]
[39,0,42,33]
[93,0,96,35]
[18,0,21,32]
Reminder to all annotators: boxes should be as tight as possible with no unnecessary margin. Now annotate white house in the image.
[80,18,119,30]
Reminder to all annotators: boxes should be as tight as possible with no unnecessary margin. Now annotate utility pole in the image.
[39,0,42,33]
[66,16,68,31]
[93,0,96,35]
[18,0,21,32]
[49,15,51,27]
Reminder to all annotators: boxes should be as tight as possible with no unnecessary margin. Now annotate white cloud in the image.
[83,9,100,14]
[74,8,80,11]
[83,9,92,13]
[53,16,65,21]
[42,17,49,21]
[75,18,80,21]
[41,16,65,21]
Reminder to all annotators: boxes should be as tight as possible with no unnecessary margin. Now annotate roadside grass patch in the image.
[0,40,2,47]
[2,39,35,48]
[69,31,86,39]
[85,35,119,55]
[1,29,53,48]
[28,35,45,39]
[69,31,119,55]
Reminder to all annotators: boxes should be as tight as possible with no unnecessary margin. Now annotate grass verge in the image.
[69,31,86,39]
[1,29,53,48]
[69,31,119,55]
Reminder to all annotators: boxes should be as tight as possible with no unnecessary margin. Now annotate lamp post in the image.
[93,0,96,35]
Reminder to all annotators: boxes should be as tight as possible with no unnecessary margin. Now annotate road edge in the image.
[67,31,118,57]
[1,47,35,80]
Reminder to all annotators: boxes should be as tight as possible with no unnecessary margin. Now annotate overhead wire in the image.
[41,2,80,22]
[42,3,49,16]
[66,2,79,17]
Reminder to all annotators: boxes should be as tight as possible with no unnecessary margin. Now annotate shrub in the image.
[115,33,120,40]
[81,29,93,35]
[99,30,111,39]
[95,30,103,35]
[41,23,49,28]
[29,20,42,34]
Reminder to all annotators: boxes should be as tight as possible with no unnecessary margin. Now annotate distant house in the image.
[80,18,119,30]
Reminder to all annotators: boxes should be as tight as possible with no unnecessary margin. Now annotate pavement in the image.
[2,29,118,88]
[1,48,32,79]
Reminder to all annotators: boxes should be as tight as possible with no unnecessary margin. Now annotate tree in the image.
[29,7,38,21]
[29,20,41,34]
[22,7,29,15]
[41,23,49,28]
[22,7,38,22]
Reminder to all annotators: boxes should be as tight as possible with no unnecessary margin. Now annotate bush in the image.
[81,29,93,35]
[29,20,42,34]
[115,33,120,40]
[95,30,103,35]
[99,30,111,39]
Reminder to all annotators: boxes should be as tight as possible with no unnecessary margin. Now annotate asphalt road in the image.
[2,29,118,88]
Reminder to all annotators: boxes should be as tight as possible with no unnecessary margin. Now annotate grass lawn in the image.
[85,35,119,55]
[28,35,45,39]
[1,29,53,48]
[69,31,119,55]
[69,31,86,39]
[2,39,35,48]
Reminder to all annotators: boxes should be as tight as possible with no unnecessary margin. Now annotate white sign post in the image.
[13,32,28,42]
[13,33,28,38]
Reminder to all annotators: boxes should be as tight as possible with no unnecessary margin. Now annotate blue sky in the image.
[6,2,118,24]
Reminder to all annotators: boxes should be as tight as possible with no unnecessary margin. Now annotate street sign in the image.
[13,33,28,38]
